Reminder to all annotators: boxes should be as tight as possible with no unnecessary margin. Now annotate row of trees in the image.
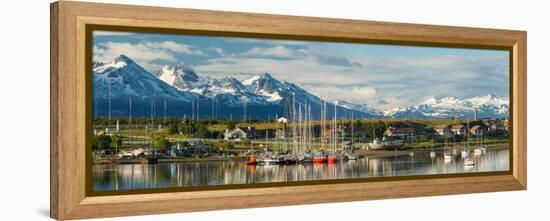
[92,134,169,151]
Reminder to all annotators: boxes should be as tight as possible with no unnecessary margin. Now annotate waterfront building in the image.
[224,127,256,140]
[451,124,467,135]
[433,125,451,135]
[383,126,416,139]
[470,125,488,136]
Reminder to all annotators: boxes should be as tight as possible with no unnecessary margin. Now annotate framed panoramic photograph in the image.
[50,1,527,220]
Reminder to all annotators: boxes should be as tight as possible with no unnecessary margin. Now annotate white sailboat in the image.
[463,118,475,166]
[430,139,436,158]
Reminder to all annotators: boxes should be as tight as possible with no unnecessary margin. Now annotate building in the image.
[451,125,466,135]
[277,117,288,123]
[321,126,345,141]
[275,128,286,139]
[186,140,213,153]
[482,120,508,131]
[224,127,256,140]
[433,125,451,135]
[470,125,488,136]
[383,127,415,139]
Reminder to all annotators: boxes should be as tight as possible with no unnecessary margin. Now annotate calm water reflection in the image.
[93,147,509,191]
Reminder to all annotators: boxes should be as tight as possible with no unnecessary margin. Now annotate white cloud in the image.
[195,52,508,110]
[240,45,302,58]
[212,47,226,56]
[143,41,205,56]
[304,86,377,104]
[93,31,135,36]
[222,37,308,46]
[93,41,205,72]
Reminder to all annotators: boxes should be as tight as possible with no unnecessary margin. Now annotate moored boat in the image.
[464,158,475,166]
[313,155,328,163]
[246,156,257,165]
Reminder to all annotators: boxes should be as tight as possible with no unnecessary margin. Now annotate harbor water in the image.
[93,147,509,191]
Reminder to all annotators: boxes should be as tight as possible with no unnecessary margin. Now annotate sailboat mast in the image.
[108,78,112,126]
[351,112,354,148]
[322,100,326,148]
[129,95,132,149]
[153,89,156,124]
[292,94,297,153]
[334,103,337,150]
[298,104,303,153]
[150,95,154,126]
[164,96,167,125]
[129,96,132,124]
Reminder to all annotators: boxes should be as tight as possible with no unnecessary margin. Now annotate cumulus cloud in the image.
[240,45,303,58]
[93,33,509,111]
[93,41,205,72]
[222,37,308,46]
[143,41,206,56]
[93,31,136,36]
[304,86,377,104]
[195,51,508,110]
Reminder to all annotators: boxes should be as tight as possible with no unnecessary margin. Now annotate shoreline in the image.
[93,143,509,165]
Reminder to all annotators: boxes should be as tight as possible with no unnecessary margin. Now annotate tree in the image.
[93,135,112,150]
[226,121,236,130]
[111,134,122,150]
[152,135,170,150]
[196,123,209,138]
[167,124,179,135]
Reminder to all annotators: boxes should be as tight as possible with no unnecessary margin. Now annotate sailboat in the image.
[474,131,486,155]
[430,139,436,158]
[463,118,475,166]
[444,152,452,161]
[327,103,338,164]
[443,132,452,162]
[313,100,328,164]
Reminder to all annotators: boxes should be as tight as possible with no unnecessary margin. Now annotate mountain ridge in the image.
[93,55,509,120]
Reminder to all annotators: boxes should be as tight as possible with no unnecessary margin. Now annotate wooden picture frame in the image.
[50,1,527,220]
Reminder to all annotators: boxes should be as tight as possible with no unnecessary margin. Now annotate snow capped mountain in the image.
[155,64,270,106]
[155,63,200,92]
[93,55,192,100]
[243,73,284,102]
[383,94,509,119]
[92,55,508,120]
[93,55,199,117]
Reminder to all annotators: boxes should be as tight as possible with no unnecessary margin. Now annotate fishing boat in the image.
[258,155,283,165]
[298,153,314,163]
[368,138,385,150]
[283,154,298,164]
[246,156,257,165]
[368,137,402,150]
[444,152,453,161]
[313,154,328,163]
[473,148,482,155]
[327,155,337,163]
[345,153,358,160]
[461,150,468,158]
[464,158,475,166]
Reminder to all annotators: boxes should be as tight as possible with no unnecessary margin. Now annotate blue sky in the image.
[93,30,509,110]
